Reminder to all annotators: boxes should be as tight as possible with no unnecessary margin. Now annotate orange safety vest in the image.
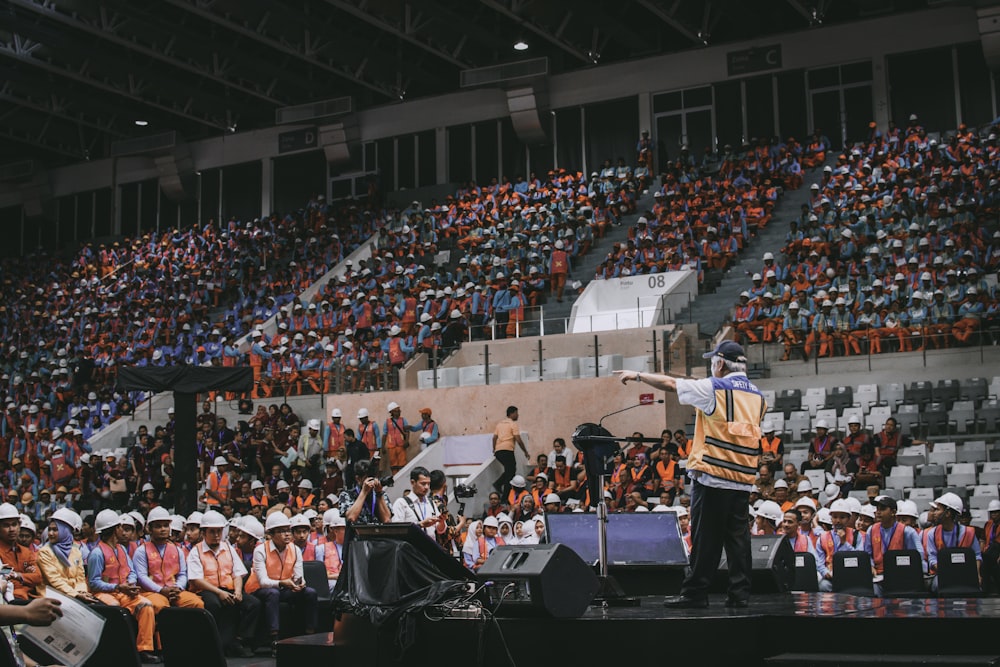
[50,452,74,483]
[323,542,343,578]
[761,436,782,457]
[388,338,406,365]
[553,467,572,489]
[819,529,858,571]
[933,525,976,552]
[384,418,407,449]
[475,535,505,569]
[359,422,378,454]
[299,542,316,562]
[194,544,235,591]
[249,493,269,508]
[143,541,182,587]
[506,489,528,507]
[245,543,298,593]
[788,532,811,553]
[868,522,906,575]
[656,459,677,489]
[206,471,231,506]
[293,494,315,509]
[985,521,1000,548]
[99,542,131,585]
[550,250,569,275]
[326,422,345,456]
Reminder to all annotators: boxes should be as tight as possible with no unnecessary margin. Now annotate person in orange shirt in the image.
[0,503,40,599]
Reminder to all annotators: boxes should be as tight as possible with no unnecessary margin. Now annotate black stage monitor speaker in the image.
[352,522,475,582]
[716,535,794,594]
[477,544,599,618]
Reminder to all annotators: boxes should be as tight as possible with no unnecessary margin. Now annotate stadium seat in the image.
[896,445,927,467]
[867,406,892,431]
[760,389,776,410]
[302,560,333,606]
[950,401,977,435]
[946,463,977,488]
[936,547,981,596]
[854,383,879,412]
[881,383,905,410]
[802,387,827,417]
[940,486,969,502]
[824,386,853,416]
[792,552,819,592]
[837,407,864,433]
[915,464,945,488]
[785,410,812,441]
[905,381,933,408]
[879,487,902,500]
[886,465,914,490]
[804,469,826,491]
[907,487,935,511]
[848,490,869,503]
[960,377,989,404]
[832,551,874,596]
[784,449,808,471]
[775,389,802,418]
[928,442,957,466]
[970,485,1000,510]
[955,440,986,464]
[767,412,786,435]
[920,402,952,437]
[894,403,921,438]
[882,549,925,596]
[934,379,961,407]
[973,399,1000,434]
[814,409,838,432]
[979,461,1000,486]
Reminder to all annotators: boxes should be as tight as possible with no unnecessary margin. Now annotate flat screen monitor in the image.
[545,512,688,567]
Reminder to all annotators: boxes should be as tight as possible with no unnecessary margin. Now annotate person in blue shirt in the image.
[864,496,925,596]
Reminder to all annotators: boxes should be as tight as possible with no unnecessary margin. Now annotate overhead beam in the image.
[479,0,593,64]
[785,0,815,23]
[0,123,84,160]
[7,0,283,106]
[161,0,396,98]
[0,82,126,138]
[634,0,702,45]
[0,39,228,131]
[323,0,469,68]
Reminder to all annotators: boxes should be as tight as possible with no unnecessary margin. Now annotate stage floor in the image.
[274,593,1000,666]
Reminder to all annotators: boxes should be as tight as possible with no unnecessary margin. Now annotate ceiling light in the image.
[134,120,148,127]
[513,39,529,51]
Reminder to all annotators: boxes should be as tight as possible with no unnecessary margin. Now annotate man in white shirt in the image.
[186,510,259,658]
[392,466,446,540]
[249,513,318,654]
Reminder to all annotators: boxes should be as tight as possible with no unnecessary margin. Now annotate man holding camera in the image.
[340,459,393,526]
[392,466,446,539]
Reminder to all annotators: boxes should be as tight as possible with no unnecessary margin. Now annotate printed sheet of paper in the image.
[18,589,105,667]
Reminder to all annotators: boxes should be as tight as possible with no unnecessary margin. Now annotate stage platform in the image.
[274,593,1000,667]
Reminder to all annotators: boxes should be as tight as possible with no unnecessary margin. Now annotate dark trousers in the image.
[254,586,318,634]
[682,479,751,601]
[494,449,516,498]
[983,543,1000,594]
[200,589,261,648]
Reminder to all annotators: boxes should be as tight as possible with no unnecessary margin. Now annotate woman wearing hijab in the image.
[35,508,99,603]
[825,442,856,495]
[461,520,482,570]
[532,516,546,544]
[497,514,514,544]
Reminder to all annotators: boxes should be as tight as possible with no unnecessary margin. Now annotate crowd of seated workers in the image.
[731,116,1000,359]
[594,136,806,283]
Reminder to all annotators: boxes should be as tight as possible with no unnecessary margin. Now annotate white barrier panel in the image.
[442,434,494,467]
[568,270,697,333]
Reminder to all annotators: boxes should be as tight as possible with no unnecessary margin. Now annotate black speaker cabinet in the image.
[477,543,599,618]
[715,535,794,594]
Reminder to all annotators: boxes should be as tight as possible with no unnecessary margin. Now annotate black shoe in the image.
[271,640,279,658]
[662,595,708,609]
[725,598,749,608]
[139,652,162,664]
[227,641,255,659]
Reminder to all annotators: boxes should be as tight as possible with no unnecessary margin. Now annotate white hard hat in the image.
[19,516,35,534]
[796,479,812,492]
[795,497,817,511]
[277,480,290,490]
[816,508,833,525]
[95,509,122,533]
[988,499,1000,513]
[251,480,265,490]
[0,503,19,520]
[860,504,877,520]
[814,419,829,430]
[213,456,228,467]
[358,408,369,419]
[331,408,342,418]
[146,507,172,524]
[200,510,228,529]
[936,492,963,514]
[756,500,784,524]
[186,511,204,526]
[307,419,321,431]
[242,516,265,541]
[387,401,400,412]
[829,499,853,516]
[761,420,774,433]
[510,475,526,488]
[544,493,561,505]
[322,509,343,528]
[824,483,841,501]
[896,500,919,518]
[141,483,155,493]
[52,508,82,532]
[298,479,314,490]
[169,516,185,533]
[289,514,310,528]
[419,432,431,441]
[266,513,291,532]
[483,516,499,528]
[773,479,788,489]
[845,497,863,515]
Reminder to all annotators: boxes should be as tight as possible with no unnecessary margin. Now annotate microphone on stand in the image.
[598,400,665,428]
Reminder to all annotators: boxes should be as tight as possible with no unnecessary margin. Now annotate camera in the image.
[378,474,395,488]
[454,483,477,499]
